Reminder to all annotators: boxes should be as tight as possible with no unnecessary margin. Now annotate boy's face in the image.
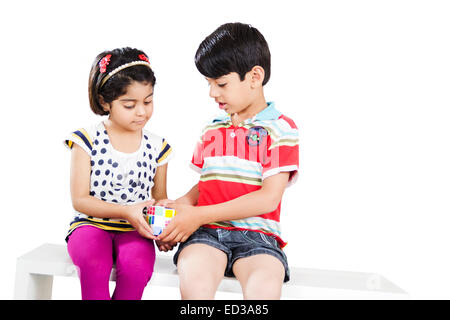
[206,72,257,115]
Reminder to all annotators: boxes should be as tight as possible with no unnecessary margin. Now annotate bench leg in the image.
[14,261,53,300]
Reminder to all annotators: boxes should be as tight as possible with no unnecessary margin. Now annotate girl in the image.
[64,47,173,300]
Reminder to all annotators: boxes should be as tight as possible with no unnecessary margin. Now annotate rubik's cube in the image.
[143,206,177,236]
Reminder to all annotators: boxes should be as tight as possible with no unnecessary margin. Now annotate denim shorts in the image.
[173,227,290,282]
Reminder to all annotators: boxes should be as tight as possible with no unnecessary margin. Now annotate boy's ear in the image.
[98,95,111,113]
[250,65,265,88]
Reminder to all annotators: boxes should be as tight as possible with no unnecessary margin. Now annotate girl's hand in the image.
[155,240,178,252]
[124,199,157,240]
[156,203,204,243]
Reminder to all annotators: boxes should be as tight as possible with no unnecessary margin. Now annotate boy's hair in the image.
[88,47,156,116]
[195,22,271,85]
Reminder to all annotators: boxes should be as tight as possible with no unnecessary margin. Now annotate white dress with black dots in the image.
[64,122,173,240]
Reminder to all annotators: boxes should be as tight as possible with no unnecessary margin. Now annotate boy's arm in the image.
[70,144,155,239]
[176,183,199,205]
[155,183,199,207]
[199,173,289,223]
[157,172,290,243]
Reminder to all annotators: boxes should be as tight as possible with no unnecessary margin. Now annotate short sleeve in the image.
[190,135,204,174]
[63,127,93,155]
[156,138,173,167]
[261,117,299,187]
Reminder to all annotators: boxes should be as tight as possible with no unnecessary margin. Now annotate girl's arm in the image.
[157,172,290,243]
[70,144,155,239]
[151,163,168,201]
[151,163,185,252]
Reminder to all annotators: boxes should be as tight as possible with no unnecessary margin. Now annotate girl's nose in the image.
[135,104,146,115]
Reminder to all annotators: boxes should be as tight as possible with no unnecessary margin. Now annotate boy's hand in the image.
[156,203,204,243]
[124,199,157,240]
[154,199,176,207]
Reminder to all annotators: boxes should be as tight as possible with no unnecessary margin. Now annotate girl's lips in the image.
[219,102,226,110]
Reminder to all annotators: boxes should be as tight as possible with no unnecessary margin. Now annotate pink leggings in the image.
[67,226,155,300]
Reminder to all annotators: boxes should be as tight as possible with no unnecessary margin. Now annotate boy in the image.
[157,22,299,299]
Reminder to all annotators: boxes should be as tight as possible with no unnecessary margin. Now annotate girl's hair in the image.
[88,47,156,115]
[195,22,271,85]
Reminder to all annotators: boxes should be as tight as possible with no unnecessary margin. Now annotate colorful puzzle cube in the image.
[142,205,177,236]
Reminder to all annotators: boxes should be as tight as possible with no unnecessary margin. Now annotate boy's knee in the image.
[179,274,217,300]
[178,264,223,299]
[238,265,284,300]
[243,278,283,300]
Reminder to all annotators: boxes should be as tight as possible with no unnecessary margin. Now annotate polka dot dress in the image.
[64,122,173,239]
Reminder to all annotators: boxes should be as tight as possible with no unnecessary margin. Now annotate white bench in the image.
[14,243,409,300]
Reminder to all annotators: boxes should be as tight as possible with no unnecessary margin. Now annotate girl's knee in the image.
[116,262,154,284]
[115,253,155,282]
[69,246,113,278]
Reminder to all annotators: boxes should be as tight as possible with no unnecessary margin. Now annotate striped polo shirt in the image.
[191,102,299,248]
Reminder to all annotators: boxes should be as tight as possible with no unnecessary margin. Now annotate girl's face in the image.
[102,81,154,132]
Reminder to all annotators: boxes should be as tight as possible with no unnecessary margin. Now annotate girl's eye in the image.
[144,100,153,105]
[124,105,135,109]
[218,83,227,88]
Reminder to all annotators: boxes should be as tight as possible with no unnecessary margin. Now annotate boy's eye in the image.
[124,105,135,109]
[218,83,227,88]
[144,100,153,105]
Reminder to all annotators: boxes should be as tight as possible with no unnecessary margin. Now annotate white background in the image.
[1,0,449,299]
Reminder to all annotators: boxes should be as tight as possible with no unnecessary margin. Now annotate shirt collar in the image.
[213,101,281,124]
[253,102,281,121]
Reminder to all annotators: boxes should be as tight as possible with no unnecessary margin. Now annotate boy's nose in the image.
[209,85,219,98]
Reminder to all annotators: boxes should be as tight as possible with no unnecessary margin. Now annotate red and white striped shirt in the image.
[191,102,299,248]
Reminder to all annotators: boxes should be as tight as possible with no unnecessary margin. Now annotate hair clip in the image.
[99,54,112,73]
[138,54,149,63]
